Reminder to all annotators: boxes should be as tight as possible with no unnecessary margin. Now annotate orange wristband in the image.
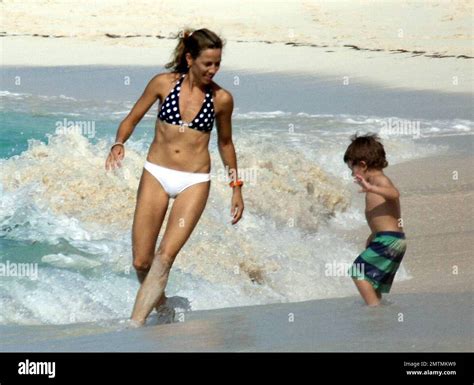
[229,180,244,188]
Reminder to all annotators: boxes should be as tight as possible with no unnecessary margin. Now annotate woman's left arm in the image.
[215,90,244,225]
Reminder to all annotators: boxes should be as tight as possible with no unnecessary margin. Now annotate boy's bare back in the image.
[364,173,402,234]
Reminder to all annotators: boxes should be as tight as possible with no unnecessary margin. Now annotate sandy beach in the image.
[0,1,472,353]
[1,0,473,93]
[388,155,473,295]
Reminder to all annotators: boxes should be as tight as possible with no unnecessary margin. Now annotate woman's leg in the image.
[130,180,210,325]
[132,169,170,303]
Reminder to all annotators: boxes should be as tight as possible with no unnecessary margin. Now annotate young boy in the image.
[344,133,407,306]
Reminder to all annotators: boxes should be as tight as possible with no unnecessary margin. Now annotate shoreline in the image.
[1,291,471,352]
[2,0,473,93]
[2,65,473,123]
[2,36,472,94]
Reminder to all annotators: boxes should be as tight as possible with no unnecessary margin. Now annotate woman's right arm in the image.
[105,75,163,170]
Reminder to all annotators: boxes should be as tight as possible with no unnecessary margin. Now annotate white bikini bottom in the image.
[144,160,210,198]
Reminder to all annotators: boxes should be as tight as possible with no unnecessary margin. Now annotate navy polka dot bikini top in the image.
[158,73,215,132]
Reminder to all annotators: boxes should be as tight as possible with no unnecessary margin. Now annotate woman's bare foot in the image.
[127,319,146,328]
[155,305,175,324]
[154,294,167,313]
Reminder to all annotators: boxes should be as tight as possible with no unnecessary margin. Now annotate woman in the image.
[105,28,244,327]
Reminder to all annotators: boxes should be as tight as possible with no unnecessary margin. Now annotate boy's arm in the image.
[355,174,400,200]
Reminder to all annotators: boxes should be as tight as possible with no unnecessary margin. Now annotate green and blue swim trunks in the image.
[348,231,407,293]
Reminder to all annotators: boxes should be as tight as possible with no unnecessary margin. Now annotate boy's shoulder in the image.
[370,172,395,187]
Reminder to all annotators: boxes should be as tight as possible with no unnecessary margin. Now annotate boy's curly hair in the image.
[343,133,388,169]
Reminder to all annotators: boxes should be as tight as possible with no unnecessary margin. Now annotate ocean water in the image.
[0,66,472,325]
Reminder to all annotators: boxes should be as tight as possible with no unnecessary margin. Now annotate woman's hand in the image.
[230,189,244,225]
[105,144,125,171]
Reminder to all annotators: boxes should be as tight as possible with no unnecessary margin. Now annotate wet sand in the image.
[381,154,473,295]
[1,291,471,352]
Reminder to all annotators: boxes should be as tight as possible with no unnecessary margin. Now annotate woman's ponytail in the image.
[165,28,224,73]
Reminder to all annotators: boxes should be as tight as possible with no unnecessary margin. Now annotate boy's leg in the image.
[352,278,381,306]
